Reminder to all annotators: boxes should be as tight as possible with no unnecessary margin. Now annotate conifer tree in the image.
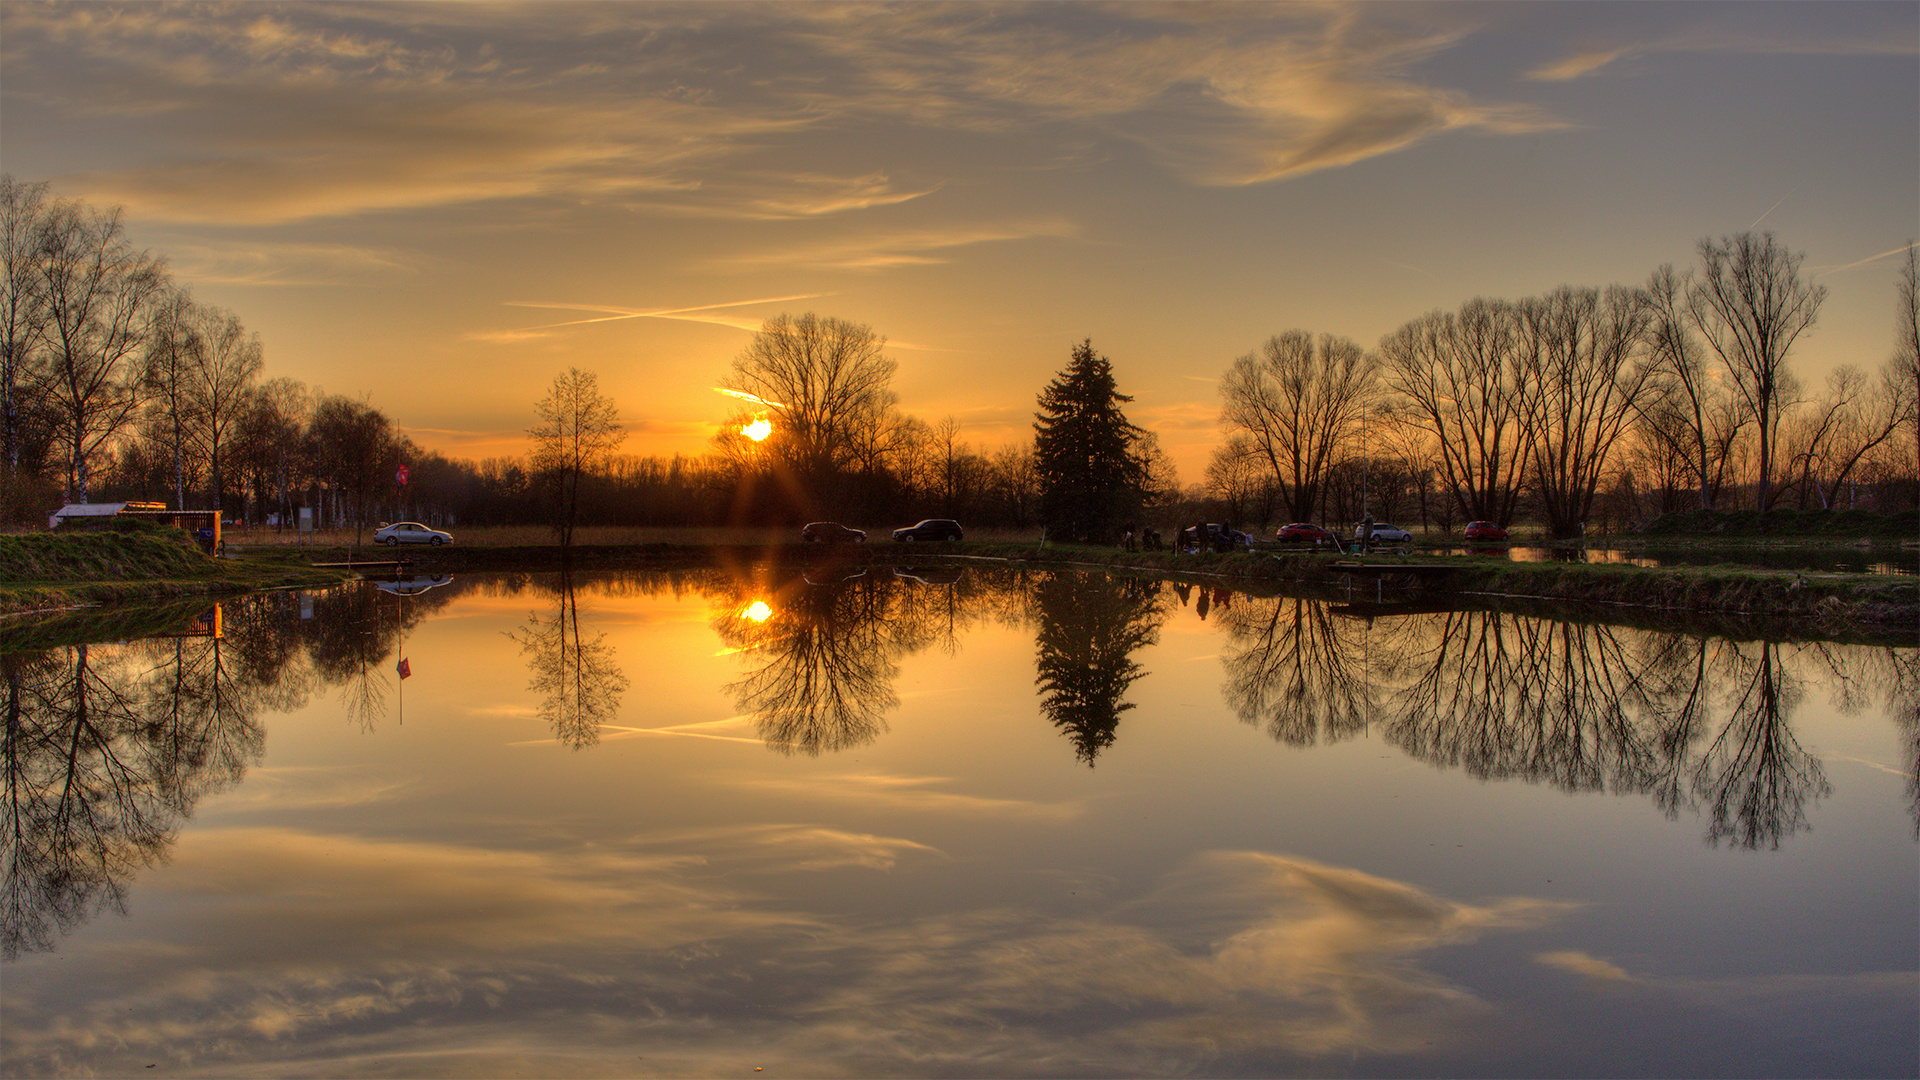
[1032,340,1148,542]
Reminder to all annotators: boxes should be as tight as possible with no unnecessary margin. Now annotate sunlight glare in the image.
[742,601,773,622]
[742,417,773,441]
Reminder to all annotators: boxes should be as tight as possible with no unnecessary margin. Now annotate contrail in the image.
[502,293,830,333]
[1747,184,1803,231]
[1815,241,1918,275]
[713,387,787,408]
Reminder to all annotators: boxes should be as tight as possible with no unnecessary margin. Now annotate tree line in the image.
[5,173,1913,537]
[1212,235,1918,538]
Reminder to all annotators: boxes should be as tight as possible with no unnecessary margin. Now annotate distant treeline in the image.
[4,174,1915,536]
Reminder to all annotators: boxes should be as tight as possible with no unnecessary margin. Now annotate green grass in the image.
[1636,507,1918,539]
[0,525,351,614]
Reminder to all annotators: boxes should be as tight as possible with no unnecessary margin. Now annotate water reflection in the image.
[1211,596,1847,850]
[1216,596,1375,746]
[714,565,997,755]
[509,567,629,750]
[1,585,469,958]
[2,609,259,960]
[1033,574,1165,763]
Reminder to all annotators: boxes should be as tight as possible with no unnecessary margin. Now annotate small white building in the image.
[47,501,222,552]
[48,501,166,529]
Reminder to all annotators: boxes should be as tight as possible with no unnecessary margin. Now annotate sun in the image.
[742,600,773,622]
[742,416,773,442]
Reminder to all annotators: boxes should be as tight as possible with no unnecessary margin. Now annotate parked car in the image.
[1275,522,1335,544]
[800,521,867,543]
[1356,522,1413,544]
[373,521,454,546]
[892,518,963,542]
[1463,520,1509,541]
[1180,523,1251,552]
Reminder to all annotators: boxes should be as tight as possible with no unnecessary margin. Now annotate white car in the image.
[373,521,454,547]
[1356,522,1413,543]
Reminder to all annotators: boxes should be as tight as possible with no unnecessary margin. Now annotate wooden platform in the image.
[310,560,412,571]
[1325,561,1458,577]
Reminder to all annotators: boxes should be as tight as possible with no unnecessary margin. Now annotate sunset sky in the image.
[4,1,1915,483]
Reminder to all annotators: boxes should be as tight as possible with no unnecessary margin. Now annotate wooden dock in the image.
[1325,561,1458,577]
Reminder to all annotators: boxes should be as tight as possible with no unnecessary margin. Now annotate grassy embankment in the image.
[9,511,1914,639]
[0,524,352,616]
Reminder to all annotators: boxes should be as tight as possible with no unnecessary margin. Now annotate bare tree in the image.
[310,395,400,547]
[1218,330,1379,525]
[1642,265,1746,512]
[1686,232,1826,516]
[1381,299,1537,525]
[1519,286,1657,538]
[1781,364,1912,509]
[140,290,200,511]
[727,312,897,482]
[1,176,51,478]
[182,303,263,519]
[1203,432,1273,525]
[35,199,169,502]
[1895,244,1920,495]
[529,367,625,549]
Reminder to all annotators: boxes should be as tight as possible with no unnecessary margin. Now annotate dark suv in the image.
[892,518,963,542]
[801,521,867,543]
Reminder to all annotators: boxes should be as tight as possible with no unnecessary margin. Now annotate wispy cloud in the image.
[710,220,1078,272]
[1527,22,1915,81]
[477,293,832,342]
[1537,949,1638,983]
[5,2,1579,226]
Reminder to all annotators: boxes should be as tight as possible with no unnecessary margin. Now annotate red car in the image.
[1464,521,1509,541]
[1275,523,1335,544]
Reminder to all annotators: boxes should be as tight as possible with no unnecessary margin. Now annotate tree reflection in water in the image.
[509,566,629,750]
[2,613,262,959]
[1215,596,1845,850]
[1693,641,1829,850]
[718,570,905,756]
[1215,595,1376,746]
[713,564,1032,756]
[1032,573,1165,764]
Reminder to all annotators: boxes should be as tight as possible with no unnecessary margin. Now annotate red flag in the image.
[397,657,411,679]
[395,463,410,486]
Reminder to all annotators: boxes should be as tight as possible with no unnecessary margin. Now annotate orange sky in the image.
[4,1,1915,483]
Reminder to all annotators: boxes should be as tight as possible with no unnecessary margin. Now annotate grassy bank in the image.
[7,523,1914,643]
[0,526,352,615]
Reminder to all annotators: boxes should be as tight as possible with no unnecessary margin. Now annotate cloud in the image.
[155,237,414,286]
[1537,949,1639,983]
[733,771,1087,820]
[1528,45,1640,82]
[1526,20,1916,82]
[2,843,1578,1076]
[709,219,1079,272]
[480,294,833,342]
[4,2,1575,225]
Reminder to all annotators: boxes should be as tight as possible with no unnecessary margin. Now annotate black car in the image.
[892,518,963,542]
[800,521,867,543]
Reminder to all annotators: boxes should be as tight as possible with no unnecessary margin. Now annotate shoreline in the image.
[4,535,1915,646]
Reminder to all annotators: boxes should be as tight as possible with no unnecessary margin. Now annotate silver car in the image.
[373,521,454,547]
[1356,522,1412,544]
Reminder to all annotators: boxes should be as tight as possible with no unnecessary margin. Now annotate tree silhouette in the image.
[2,618,264,960]
[1692,641,1829,850]
[1216,595,1376,746]
[1032,572,1163,765]
[1033,340,1148,543]
[509,567,629,750]
[717,571,904,756]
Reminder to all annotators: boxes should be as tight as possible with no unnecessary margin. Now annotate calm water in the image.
[3,567,1915,1078]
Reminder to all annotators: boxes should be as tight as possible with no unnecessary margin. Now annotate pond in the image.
[3,566,1915,1078]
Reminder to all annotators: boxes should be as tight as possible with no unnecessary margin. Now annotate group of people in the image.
[1120,523,1244,554]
